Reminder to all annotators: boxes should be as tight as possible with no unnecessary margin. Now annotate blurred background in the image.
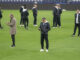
[0,0,80,10]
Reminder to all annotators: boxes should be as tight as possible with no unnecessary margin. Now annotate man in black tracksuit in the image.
[53,4,62,28]
[0,7,3,29]
[20,6,24,25]
[32,4,38,26]
[22,6,29,29]
[39,17,50,52]
[73,9,80,36]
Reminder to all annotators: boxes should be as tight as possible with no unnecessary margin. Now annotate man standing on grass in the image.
[32,4,38,26]
[20,5,24,26]
[0,7,3,29]
[39,17,50,52]
[53,4,62,28]
[73,9,80,37]
[7,14,16,47]
[22,5,29,29]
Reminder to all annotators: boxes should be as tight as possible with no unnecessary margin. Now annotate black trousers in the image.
[20,16,23,25]
[33,16,37,25]
[53,15,61,27]
[0,19,2,28]
[41,34,49,49]
[23,17,29,28]
[11,35,15,46]
[73,24,80,36]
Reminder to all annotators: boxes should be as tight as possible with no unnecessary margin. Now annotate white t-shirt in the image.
[76,14,79,24]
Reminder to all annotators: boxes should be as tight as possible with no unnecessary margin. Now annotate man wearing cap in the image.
[39,17,50,52]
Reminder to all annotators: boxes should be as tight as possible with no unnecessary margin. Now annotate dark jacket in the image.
[22,10,29,19]
[39,21,50,34]
[0,10,2,19]
[20,7,23,16]
[32,7,37,16]
[75,13,80,24]
[53,7,62,16]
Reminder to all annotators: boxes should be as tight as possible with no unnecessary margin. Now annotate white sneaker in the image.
[46,49,48,52]
[40,49,44,52]
[34,25,38,26]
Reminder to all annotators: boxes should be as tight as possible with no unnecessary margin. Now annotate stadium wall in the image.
[0,3,80,10]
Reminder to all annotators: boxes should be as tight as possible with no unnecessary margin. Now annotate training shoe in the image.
[34,25,37,26]
[11,45,15,47]
[72,34,75,37]
[46,49,48,52]
[40,49,44,52]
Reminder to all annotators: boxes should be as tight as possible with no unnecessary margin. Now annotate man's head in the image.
[42,17,46,23]
[21,6,24,8]
[56,4,61,8]
[10,14,14,19]
[76,9,80,14]
[34,4,37,8]
[24,5,27,9]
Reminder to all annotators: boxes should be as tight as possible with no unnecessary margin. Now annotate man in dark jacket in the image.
[20,6,24,26]
[73,9,80,37]
[22,6,29,29]
[32,4,38,26]
[39,17,50,52]
[53,4,62,28]
[0,7,3,29]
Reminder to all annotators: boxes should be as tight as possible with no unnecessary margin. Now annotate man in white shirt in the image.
[73,9,80,37]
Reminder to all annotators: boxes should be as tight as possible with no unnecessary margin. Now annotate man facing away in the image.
[73,9,80,37]
[39,17,50,52]
[7,14,16,47]
[53,4,62,28]
[32,4,38,26]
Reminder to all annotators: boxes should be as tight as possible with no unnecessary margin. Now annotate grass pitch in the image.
[0,10,80,60]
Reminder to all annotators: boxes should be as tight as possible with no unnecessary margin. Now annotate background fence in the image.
[0,0,80,10]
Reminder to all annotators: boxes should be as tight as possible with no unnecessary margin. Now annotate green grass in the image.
[0,10,80,60]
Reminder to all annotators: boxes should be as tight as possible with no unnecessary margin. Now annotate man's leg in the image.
[44,34,49,50]
[23,19,27,29]
[0,19,3,29]
[73,24,77,35]
[53,16,57,27]
[11,35,15,47]
[26,17,29,27]
[41,34,44,49]
[78,24,80,36]
[57,16,61,27]
[34,16,37,25]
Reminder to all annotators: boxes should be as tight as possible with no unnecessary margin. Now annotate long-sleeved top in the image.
[9,18,16,35]
[75,13,80,24]
[53,7,62,16]
[39,21,50,34]
[22,9,29,19]
[32,7,37,16]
